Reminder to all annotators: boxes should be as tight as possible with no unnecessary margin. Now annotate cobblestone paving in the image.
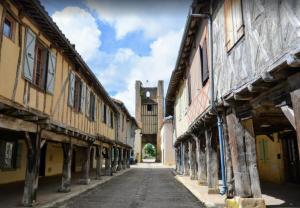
[55,167,205,208]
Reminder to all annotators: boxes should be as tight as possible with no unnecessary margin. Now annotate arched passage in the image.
[142,143,156,162]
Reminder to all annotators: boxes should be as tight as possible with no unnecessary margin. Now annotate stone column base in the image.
[208,188,219,194]
[226,197,266,208]
[79,178,90,185]
[198,180,207,186]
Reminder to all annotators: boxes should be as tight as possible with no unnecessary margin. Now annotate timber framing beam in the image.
[0,114,37,132]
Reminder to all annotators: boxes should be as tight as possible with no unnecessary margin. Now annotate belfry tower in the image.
[135,80,164,162]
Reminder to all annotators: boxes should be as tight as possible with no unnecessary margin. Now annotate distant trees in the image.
[143,143,156,159]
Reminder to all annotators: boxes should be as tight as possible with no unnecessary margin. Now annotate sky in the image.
[41,0,191,115]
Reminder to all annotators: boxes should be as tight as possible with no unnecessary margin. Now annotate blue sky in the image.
[41,0,191,114]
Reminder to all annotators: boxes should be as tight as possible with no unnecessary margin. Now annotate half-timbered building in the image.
[0,0,134,206]
[167,0,300,207]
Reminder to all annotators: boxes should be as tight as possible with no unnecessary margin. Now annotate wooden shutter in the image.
[81,82,86,113]
[224,0,234,51]
[106,106,109,125]
[232,0,244,40]
[200,39,209,86]
[93,95,96,121]
[68,72,75,107]
[23,28,36,82]
[187,74,192,105]
[86,88,90,117]
[46,51,56,93]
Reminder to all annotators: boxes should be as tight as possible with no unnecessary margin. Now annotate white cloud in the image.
[112,30,183,115]
[52,6,101,61]
[86,0,189,40]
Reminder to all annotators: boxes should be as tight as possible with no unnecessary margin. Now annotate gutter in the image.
[190,11,227,195]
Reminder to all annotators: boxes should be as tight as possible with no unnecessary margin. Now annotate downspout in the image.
[190,9,227,195]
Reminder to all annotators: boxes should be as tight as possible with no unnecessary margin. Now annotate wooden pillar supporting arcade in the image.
[126,149,130,168]
[183,141,189,176]
[193,134,207,185]
[180,142,184,174]
[226,111,261,198]
[22,131,42,206]
[175,146,180,173]
[222,113,234,198]
[188,139,196,180]
[205,129,219,194]
[59,143,73,192]
[80,144,92,185]
[96,145,103,180]
[291,88,300,160]
[105,146,112,176]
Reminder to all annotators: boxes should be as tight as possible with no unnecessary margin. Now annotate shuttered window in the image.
[68,72,75,107]
[3,14,15,41]
[46,52,56,93]
[73,76,82,112]
[33,41,48,89]
[110,111,114,128]
[80,82,86,113]
[103,104,107,124]
[23,29,36,82]
[200,38,209,86]
[224,0,244,51]
[23,28,57,92]
[187,73,192,105]
[88,92,96,121]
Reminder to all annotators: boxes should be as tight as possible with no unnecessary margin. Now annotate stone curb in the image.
[37,169,132,208]
[172,170,224,208]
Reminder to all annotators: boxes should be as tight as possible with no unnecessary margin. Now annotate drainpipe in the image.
[190,10,227,195]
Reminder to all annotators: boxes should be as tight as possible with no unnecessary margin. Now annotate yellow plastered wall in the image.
[0,140,27,184]
[45,142,63,176]
[256,133,285,184]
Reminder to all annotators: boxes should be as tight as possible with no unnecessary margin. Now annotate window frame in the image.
[224,0,244,52]
[2,13,16,41]
[0,140,17,170]
[199,37,209,87]
[89,92,96,121]
[147,104,152,112]
[103,104,107,124]
[32,41,48,91]
[73,76,82,112]
[110,111,114,128]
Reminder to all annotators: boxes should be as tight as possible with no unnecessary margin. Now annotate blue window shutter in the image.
[80,82,86,113]
[23,29,36,82]
[46,51,56,93]
[68,72,75,107]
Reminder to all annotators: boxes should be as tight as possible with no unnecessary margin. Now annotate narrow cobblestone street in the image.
[55,165,205,208]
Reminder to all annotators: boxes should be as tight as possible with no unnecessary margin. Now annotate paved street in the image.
[55,166,205,208]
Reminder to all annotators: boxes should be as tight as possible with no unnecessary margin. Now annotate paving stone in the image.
[55,168,205,208]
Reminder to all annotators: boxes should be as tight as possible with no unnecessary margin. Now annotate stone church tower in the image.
[135,80,164,162]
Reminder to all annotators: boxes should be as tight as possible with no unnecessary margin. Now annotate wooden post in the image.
[189,139,196,180]
[95,145,103,180]
[180,142,184,174]
[121,148,125,169]
[226,112,253,197]
[291,89,300,160]
[243,119,262,198]
[194,134,207,185]
[183,141,189,176]
[105,146,112,176]
[79,144,92,184]
[58,143,73,192]
[22,131,41,206]
[222,113,234,198]
[127,149,131,168]
[175,146,179,173]
[205,129,219,194]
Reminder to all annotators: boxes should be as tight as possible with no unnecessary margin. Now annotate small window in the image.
[200,39,209,86]
[187,74,192,105]
[33,41,48,89]
[147,104,152,112]
[0,141,16,169]
[89,93,96,121]
[122,114,125,131]
[110,111,114,128]
[224,0,244,51]
[146,91,150,98]
[3,15,15,40]
[73,76,82,112]
[103,104,107,124]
